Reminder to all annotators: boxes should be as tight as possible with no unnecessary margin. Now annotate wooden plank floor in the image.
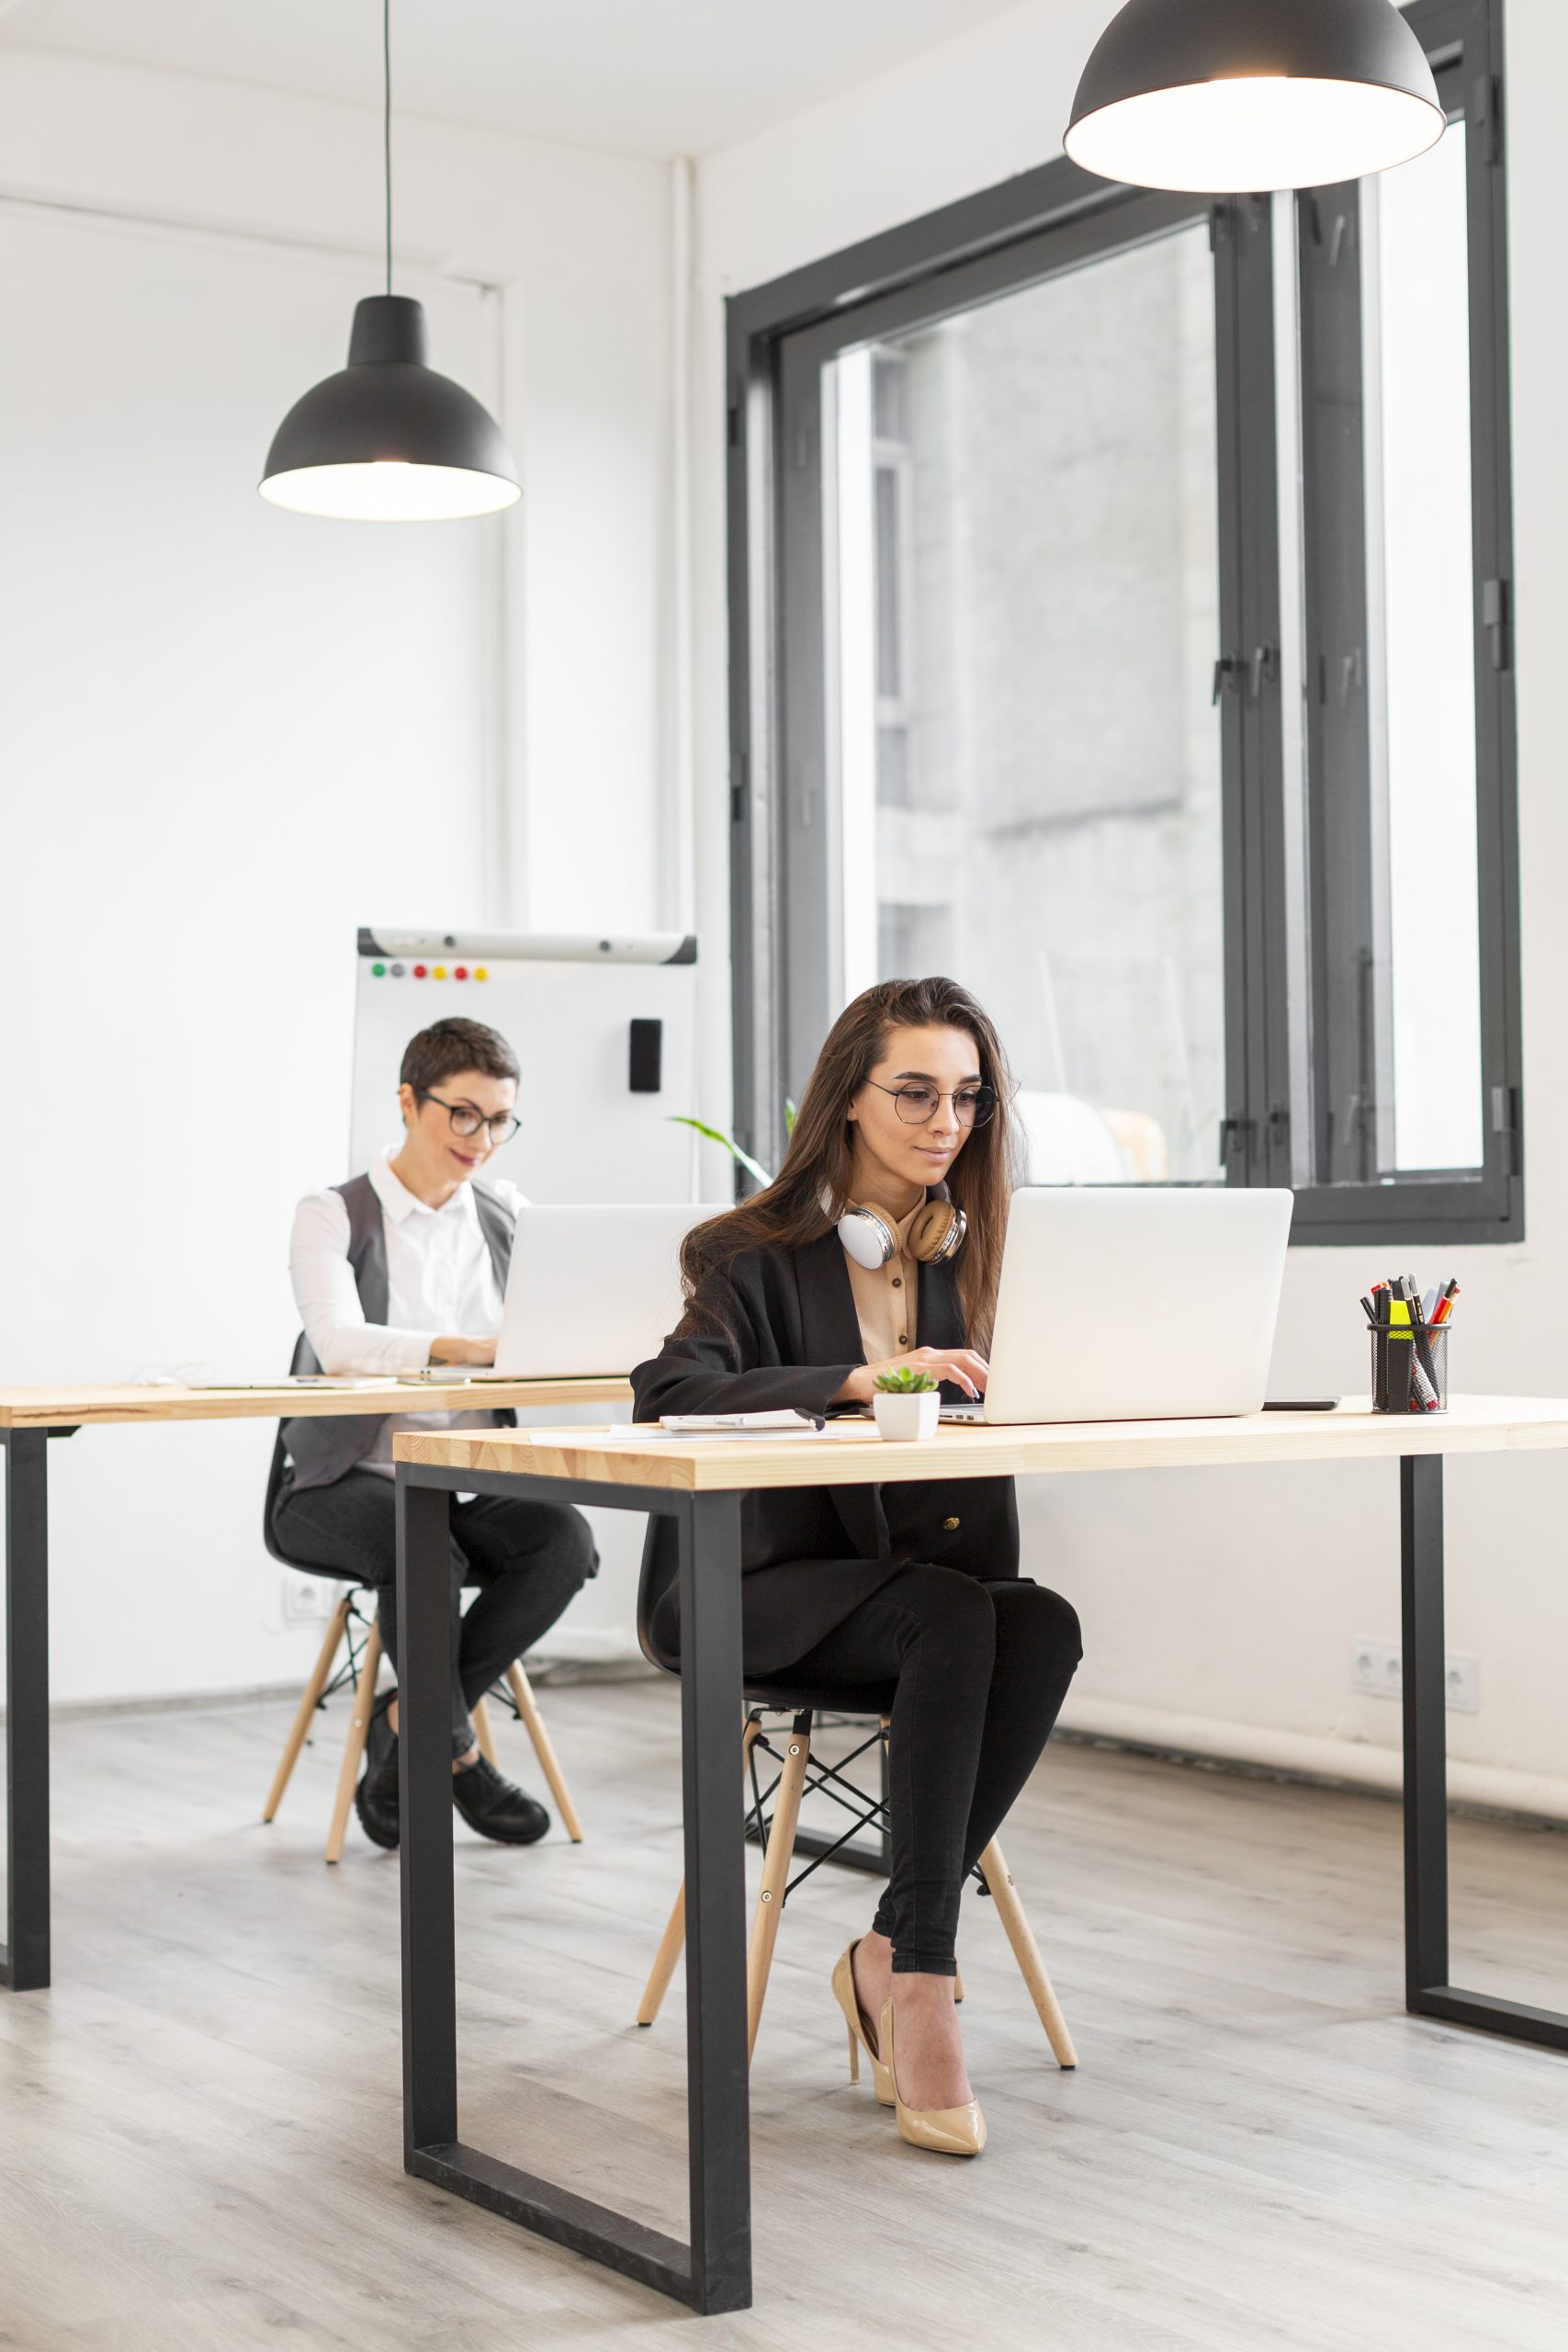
[2,1681,1565,2350]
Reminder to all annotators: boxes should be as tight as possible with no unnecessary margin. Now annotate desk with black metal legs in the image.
[0,1376,630,1995]
[394,1395,1568,2319]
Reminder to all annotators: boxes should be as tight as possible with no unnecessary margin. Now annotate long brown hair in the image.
[682,977,1021,1351]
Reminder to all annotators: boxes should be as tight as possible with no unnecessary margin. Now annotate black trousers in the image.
[779,1566,1082,1974]
[273,1468,597,1759]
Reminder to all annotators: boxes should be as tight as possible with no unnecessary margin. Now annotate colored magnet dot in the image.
[454,966,468,980]
[412,964,427,978]
[433,966,447,980]
[474,967,489,981]
[390,962,405,977]
[371,962,386,977]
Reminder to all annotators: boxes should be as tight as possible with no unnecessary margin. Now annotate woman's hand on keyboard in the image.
[832,1347,989,1407]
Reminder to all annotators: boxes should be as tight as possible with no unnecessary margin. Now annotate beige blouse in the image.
[843,1194,923,1364]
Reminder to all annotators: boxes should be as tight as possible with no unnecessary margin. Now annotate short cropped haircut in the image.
[400,1018,520,1096]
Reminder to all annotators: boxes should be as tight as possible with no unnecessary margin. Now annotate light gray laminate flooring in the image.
[1,1680,1565,2351]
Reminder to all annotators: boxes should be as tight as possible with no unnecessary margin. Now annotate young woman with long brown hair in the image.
[633,977,1081,2156]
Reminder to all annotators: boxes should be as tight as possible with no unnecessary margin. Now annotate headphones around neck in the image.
[837,1187,966,1272]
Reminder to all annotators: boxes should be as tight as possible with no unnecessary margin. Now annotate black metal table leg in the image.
[398,1476,458,2153]
[679,1490,751,2310]
[1401,1452,1568,2052]
[2,1430,51,1992]
[395,1464,752,2314]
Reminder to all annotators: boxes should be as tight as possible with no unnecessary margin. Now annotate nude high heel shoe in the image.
[880,1995,986,2156]
[830,1943,894,2106]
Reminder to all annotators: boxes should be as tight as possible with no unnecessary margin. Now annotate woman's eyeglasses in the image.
[418,1091,522,1145]
[863,1080,998,1128]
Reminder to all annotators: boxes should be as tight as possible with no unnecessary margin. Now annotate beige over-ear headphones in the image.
[837,1188,966,1272]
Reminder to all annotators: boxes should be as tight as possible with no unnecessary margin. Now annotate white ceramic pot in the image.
[873,1389,941,1442]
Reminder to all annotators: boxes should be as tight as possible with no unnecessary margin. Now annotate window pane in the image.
[828,224,1224,1185]
[1364,126,1483,1170]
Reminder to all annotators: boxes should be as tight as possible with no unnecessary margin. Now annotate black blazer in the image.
[631,1230,1020,1673]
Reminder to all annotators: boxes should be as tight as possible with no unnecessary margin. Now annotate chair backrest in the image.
[636,1513,681,1678]
[263,1333,319,1568]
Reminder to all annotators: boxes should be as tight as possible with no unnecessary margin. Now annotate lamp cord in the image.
[383,0,392,296]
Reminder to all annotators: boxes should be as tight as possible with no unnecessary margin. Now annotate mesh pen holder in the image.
[1370,1318,1451,1414]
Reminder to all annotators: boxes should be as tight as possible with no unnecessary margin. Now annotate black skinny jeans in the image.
[272,1468,597,1758]
[781,1566,1082,1975]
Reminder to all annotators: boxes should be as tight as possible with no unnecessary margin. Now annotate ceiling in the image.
[0,0,1038,160]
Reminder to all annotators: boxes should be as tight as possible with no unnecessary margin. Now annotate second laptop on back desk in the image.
[493,1203,728,1378]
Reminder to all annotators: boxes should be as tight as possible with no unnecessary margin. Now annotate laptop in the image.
[493,1203,729,1378]
[943,1186,1293,1425]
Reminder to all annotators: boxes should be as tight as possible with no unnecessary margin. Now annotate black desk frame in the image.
[396,1464,751,2316]
[388,1447,1568,2317]
[1,1435,1563,2303]
[1,1427,73,1993]
[1401,1456,1568,2050]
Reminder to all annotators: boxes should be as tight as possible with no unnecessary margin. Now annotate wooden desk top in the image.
[0,1376,632,1430]
[395,1395,1568,1493]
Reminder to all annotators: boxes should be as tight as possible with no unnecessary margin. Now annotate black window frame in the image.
[725,0,1518,1245]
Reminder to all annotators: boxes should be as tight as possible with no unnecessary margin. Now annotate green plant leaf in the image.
[874,1366,938,1394]
[668,1115,773,1191]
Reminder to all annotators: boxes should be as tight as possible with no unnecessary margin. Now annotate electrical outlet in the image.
[281,1574,338,1626]
[1350,1640,1480,1712]
[1351,1637,1404,1699]
[1444,1653,1480,1713]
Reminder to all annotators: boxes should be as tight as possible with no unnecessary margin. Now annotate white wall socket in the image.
[1350,1639,1479,1713]
[281,1574,340,1627]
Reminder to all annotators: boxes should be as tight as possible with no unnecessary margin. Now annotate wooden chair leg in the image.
[637,1716,760,2028]
[325,1617,383,1865]
[505,1663,585,1842]
[472,1693,499,1767]
[954,1963,965,2005]
[746,1716,811,2063]
[979,1836,1077,2068]
[263,1595,351,1823]
[636,1884,686,2029]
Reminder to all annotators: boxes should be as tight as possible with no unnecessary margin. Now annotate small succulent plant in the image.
[874,1366,938,1395]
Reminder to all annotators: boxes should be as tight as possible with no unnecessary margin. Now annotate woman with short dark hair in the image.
[634,977,1082,2156]
[275,1016,596,1850]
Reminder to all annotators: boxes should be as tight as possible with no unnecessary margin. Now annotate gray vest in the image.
[280,1171,516,1492]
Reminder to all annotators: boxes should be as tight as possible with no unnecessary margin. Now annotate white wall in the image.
[0,51,674,1702]
[691,0,1568,1816]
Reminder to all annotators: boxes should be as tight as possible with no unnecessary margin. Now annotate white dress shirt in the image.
[288,1151,527,1476]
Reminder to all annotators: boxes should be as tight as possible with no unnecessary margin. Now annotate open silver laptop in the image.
[944,1187,1293,1425]
[494,1203,728,1378]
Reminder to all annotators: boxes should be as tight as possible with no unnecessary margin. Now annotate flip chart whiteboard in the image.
[349,926,701,1203]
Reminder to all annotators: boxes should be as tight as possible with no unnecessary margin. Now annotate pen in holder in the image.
[1370,1316,1451,1413]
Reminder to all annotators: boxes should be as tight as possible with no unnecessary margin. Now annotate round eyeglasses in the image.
[418,1090,522,1145]
[863,1080,998,1128]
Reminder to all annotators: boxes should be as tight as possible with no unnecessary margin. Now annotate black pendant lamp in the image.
[260,0,519,520]
[1065,0,1444,194]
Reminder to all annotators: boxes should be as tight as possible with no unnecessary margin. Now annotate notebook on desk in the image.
[942,1186,1292,1425]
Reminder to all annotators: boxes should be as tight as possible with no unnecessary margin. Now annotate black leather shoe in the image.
[451,1753,550,1846]
[354,1690,400,1850]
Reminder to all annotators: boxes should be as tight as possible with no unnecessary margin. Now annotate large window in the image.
[830,228,1225,1185]
[728,0,1517,1243]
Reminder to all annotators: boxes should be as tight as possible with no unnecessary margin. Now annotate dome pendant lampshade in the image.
[260,295,520,519]
[259,0,519,521]
[1065,0,1445,195]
